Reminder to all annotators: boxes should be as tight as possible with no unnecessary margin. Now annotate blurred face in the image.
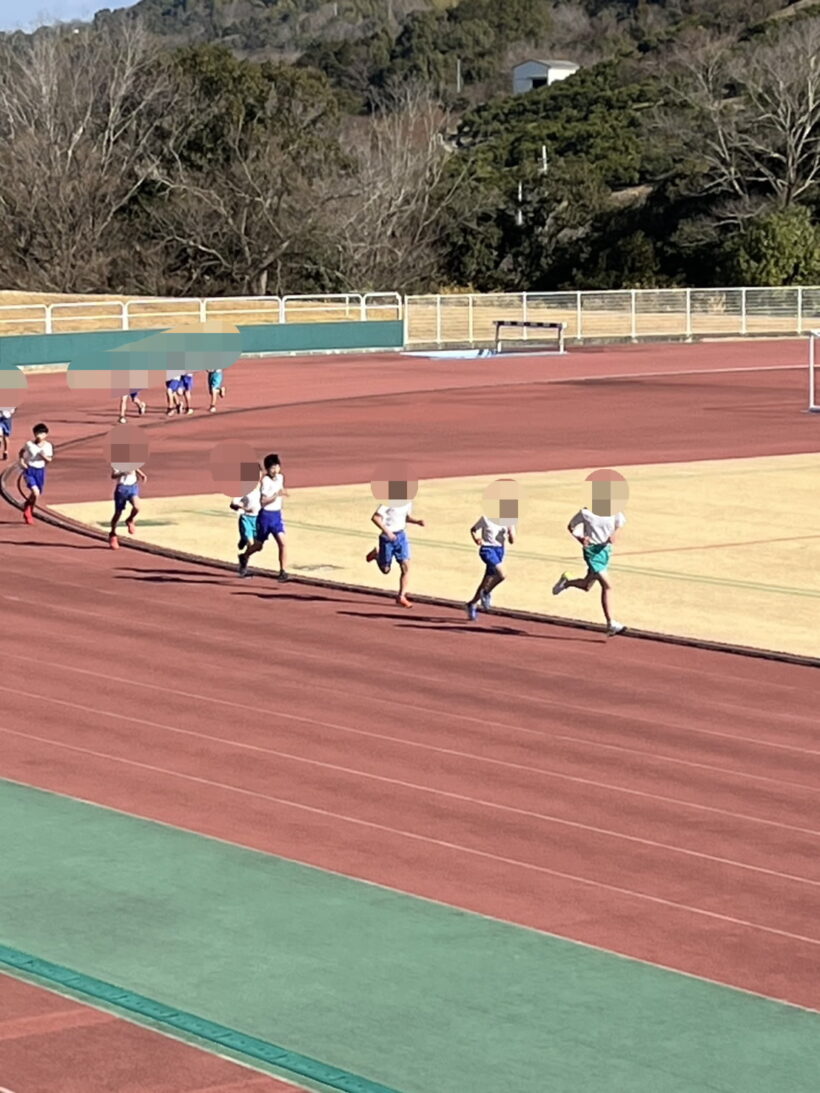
[588,472,629,515]
[106,424,148,472]
[265,462,280,477]
[371,463,419,505]
[209,442,261,496]
[483,478,520,527]
[34,430,48,444]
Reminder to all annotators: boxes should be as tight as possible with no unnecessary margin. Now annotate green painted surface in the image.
[2,779,819,1093]
[0,320,402,369]
[0,948,397,1093]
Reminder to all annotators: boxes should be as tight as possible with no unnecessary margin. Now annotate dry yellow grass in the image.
[52,454,820,660]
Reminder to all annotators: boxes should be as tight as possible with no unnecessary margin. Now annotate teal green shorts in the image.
[583,542,612,574]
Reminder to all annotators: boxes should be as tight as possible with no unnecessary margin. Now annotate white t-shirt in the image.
[22,439,53,468]
[114,470,138,486]
[571,508,625,545]
[471,516,511,547]
[377,502,412,533]
[233,486,261,517]
[260,473,284,512]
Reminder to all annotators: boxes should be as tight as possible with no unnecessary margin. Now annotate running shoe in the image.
[466,603,478,621]
[552,573,568,595]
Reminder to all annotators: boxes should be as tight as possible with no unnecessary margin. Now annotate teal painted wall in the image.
[0,321,404,370]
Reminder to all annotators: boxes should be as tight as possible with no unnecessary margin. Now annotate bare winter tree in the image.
[0,21,173,291]
[316,86,465,292]
[664,20,820,220]
[144,66,347,296]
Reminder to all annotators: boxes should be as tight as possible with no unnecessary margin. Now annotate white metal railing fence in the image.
[0,287,817,344]
[0,293,402,336]
[402,287,820,347]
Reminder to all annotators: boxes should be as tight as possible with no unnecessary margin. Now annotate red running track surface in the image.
[1,339,818,1037]
[0,975,309,1092]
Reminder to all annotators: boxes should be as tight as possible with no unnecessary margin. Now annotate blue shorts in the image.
[114,484,139,513]
[0,417,11,437]
[166,379,182,393]
[23,467,45,492]
[378,529,410,569]
[255,509,285,541]
[208,371,224,392]
[129,391,141,400]
[238,513,257,549]
[479,545,505,575]
[180,374,193,392]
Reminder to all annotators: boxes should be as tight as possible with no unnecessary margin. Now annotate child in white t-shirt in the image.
[238,453,289,580]
[553,470,628,636]
[109,466,148,549]
[366,484,425,608]
[466,515,515,621]
[18,423,53,525]
[230,483,261,554]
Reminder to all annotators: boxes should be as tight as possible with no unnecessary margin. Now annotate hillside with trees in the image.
[0,0,818,295]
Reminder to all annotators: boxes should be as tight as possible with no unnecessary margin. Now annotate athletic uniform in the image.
[113,470,139,514]
[471,515,511,576]
[21,438,53,492]
[180,373,194,394]
[377,502,412,568]
[165,373,182,395]
[208,370,224,393]
[569,508,626,572]
[0,409,13,438]
[233,486,261,550]
[256,473,285,541]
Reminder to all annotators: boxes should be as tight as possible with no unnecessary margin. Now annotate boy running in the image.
[208,370,226,413]
[165,374,182,416]
[238,453,289,581]
[118,390,146,424]
[109,466,148,549]
[366,472,424,608]
[552,469,628,636]
[0,408,13,461]
[230,481,261,555]
[466,524,515,621]
[19,423,53,524]
[179,373,194,415]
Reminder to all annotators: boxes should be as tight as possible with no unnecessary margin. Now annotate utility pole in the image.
[456,58,463,93]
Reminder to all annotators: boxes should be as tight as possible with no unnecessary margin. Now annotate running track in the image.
[1,340,818,1085]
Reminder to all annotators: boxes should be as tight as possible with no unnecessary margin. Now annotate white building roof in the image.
[515,59,579,70]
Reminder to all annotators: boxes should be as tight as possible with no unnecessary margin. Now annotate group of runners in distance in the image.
[117,369,227,424]
[6,400,629,636]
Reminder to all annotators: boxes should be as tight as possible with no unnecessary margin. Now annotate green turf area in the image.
[2,778,819,1092]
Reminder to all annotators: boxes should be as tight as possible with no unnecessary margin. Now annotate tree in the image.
[718,204,820,285]
[315,88,465,292]
[666,21,820,219]
[0,21,173,292]
[143,59,346,296]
